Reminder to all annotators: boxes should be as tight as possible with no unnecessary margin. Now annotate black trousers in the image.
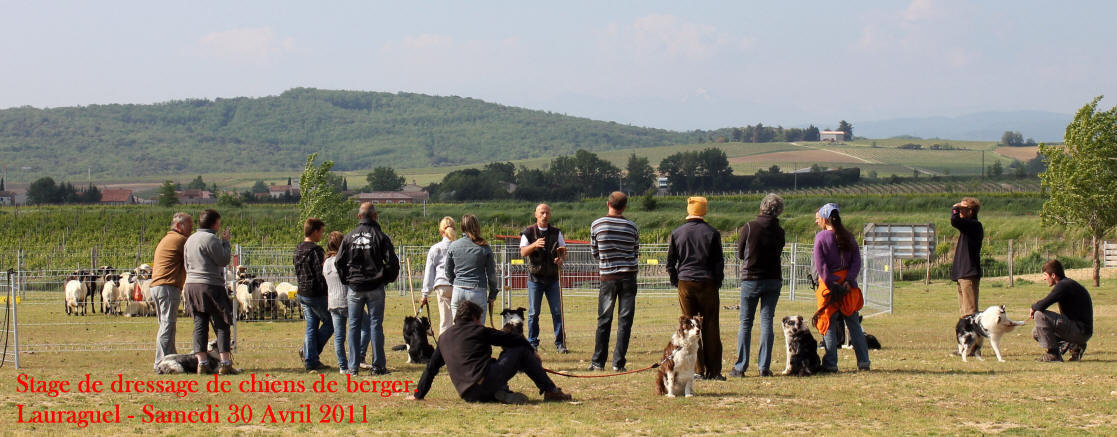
[463,344,557,402]
[591,275,637,368]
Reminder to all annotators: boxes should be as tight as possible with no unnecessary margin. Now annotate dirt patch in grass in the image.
[727,149,866,164]
[995,146,1039,161]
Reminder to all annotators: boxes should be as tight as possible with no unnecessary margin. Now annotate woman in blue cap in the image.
[812,203,871,372]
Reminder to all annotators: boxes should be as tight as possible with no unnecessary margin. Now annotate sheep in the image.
[100,274,121,315]
[92,265,116,313]
[276,282,299,319]
[258,281,280,319]
[63,270,95,316]
[116,271,134,315]
[234,278,262,320]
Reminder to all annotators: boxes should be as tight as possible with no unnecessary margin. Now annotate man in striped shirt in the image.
[588,191,640,372]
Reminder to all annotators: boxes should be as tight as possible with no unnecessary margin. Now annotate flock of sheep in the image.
[61,265,303,321]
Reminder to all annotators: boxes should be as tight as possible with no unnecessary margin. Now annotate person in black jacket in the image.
[729,194,785,378]
[408,301,572,403]
[950,197,983,316]
[1029,260,1093,362]
[519,203,569,353]
[336,203,400,375]
[666,196,725,381]
[295,218,332,372]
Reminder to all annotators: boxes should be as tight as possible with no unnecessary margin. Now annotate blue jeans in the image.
[348,287,385,371]
[591,275,637,368]
[329,308,359,371]
[451,286,489,324]
[822,310,871,370]
[527,280,564,348]
[299,295,334,369]
[733,279,781,373]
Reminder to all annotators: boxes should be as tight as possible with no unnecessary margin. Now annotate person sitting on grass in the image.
[408,301,572,404]
[1030,259,1093,362]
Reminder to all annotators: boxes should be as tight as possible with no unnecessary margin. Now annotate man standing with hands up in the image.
[520,203,569,353]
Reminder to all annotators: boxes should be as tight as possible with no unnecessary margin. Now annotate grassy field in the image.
[20,138,1022,191]
[2,275,1114,435]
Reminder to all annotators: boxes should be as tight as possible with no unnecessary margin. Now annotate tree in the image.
[27,177,59,204]
[1039,96,1117,286]
[157,180,179,207]
[1001,131,1025,147]
[299,153,355,232]
[366,166,405,191]
[624,153,655,194]
[251,180,269,194]
[186,175,206,190]
[988,161,1004,177]
[837,120,853,141]
[80,184,101,203]
[217,192,243,208]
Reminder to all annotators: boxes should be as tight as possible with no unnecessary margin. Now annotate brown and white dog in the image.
[655,315,703,398]
[955,305,1026,362]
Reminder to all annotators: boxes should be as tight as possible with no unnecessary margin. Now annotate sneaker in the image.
[704,373,727,381]
[217,363,241,375]
[1037,352,1063,362]
[693,373,705,380]
[612,366,626,372]
[371,366,391,376]
[543,388,572,402]
[196,361,213,375]
[1067,343,1087,362]
[727,369,745,378]
[359,362,374,370]
[339,369,349,375]
[759,369,773,377]
[494,389,529,405]
[306,362,329,373]
[586,363,604,371]
[555,344,570,354]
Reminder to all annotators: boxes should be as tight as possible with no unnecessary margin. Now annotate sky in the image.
[1,0,1115,131]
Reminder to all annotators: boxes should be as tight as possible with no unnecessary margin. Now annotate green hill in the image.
[0,88,701,179]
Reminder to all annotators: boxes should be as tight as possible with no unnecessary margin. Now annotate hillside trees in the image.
[366,166,405,191]
[624,153,655,194]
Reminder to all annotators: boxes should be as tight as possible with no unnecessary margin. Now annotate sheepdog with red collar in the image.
[955,305,1026,362]
[655,315,703,398]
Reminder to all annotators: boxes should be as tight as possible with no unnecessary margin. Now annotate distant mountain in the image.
[0,88,701,179]
[856,111,1071,142]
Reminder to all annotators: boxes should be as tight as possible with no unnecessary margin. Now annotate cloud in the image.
[852,0,979,67]
[604,14,753,62]
[197,27,294,61]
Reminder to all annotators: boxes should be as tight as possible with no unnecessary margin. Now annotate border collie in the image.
[956,305,1026,362]
[655,315,703,397]
[155,340,234,374]
[391,316,434,364]
[781,315,822,376]
[500,307,527,336]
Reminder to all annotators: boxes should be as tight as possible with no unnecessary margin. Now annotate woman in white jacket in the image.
[420,216,456,334]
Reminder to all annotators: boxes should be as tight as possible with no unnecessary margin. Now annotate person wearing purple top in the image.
[811,203,870,372]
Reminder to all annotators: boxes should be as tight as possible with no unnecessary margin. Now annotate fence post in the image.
[888,246,895,314]
[789,243,797,301]
[9,269,20,369]
[1008,239,1015,287]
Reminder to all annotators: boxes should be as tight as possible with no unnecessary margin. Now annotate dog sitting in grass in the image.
[391,316,435,364]
[781,315,822,376]
[655,315,703,398]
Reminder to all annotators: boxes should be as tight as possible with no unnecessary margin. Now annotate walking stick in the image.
[405,256,417,315]
[557,248,567,348]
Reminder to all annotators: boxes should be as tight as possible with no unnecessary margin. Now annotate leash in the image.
[422,300,438,347]
[488,300,495,328]
[542,348,678,378]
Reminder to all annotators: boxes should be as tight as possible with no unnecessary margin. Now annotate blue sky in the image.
[1,0,1115,130]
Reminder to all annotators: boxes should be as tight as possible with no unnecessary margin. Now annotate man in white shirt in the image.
[519,204,568,353]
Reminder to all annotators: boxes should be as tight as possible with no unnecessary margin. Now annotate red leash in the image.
[542,350,676,378]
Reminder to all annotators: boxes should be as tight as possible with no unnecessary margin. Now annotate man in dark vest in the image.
[520,203,569,353]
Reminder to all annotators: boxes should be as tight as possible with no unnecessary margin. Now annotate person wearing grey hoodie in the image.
[183,209,238,375]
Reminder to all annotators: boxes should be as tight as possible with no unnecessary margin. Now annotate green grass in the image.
[2,278,1114,435]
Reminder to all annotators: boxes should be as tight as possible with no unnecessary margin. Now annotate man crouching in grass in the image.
[407,301,572,403]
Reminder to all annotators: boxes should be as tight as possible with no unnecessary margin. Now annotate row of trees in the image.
[26,177,101,204]
[1000,131,1037,147]
[428,150,642,202]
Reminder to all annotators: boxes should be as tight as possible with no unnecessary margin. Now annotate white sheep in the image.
[276,282,299,318]
[235,279,261,320]
[100,274,121,315]
[258,281,281,318]
[64,279,85,316]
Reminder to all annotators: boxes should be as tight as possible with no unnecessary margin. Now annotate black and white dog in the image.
[391,316,435,364]
[155,340,234,374]
[955,305,1026,362]
[819,315,883,350]
[500,307,527,337]
[781,315,822,376]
